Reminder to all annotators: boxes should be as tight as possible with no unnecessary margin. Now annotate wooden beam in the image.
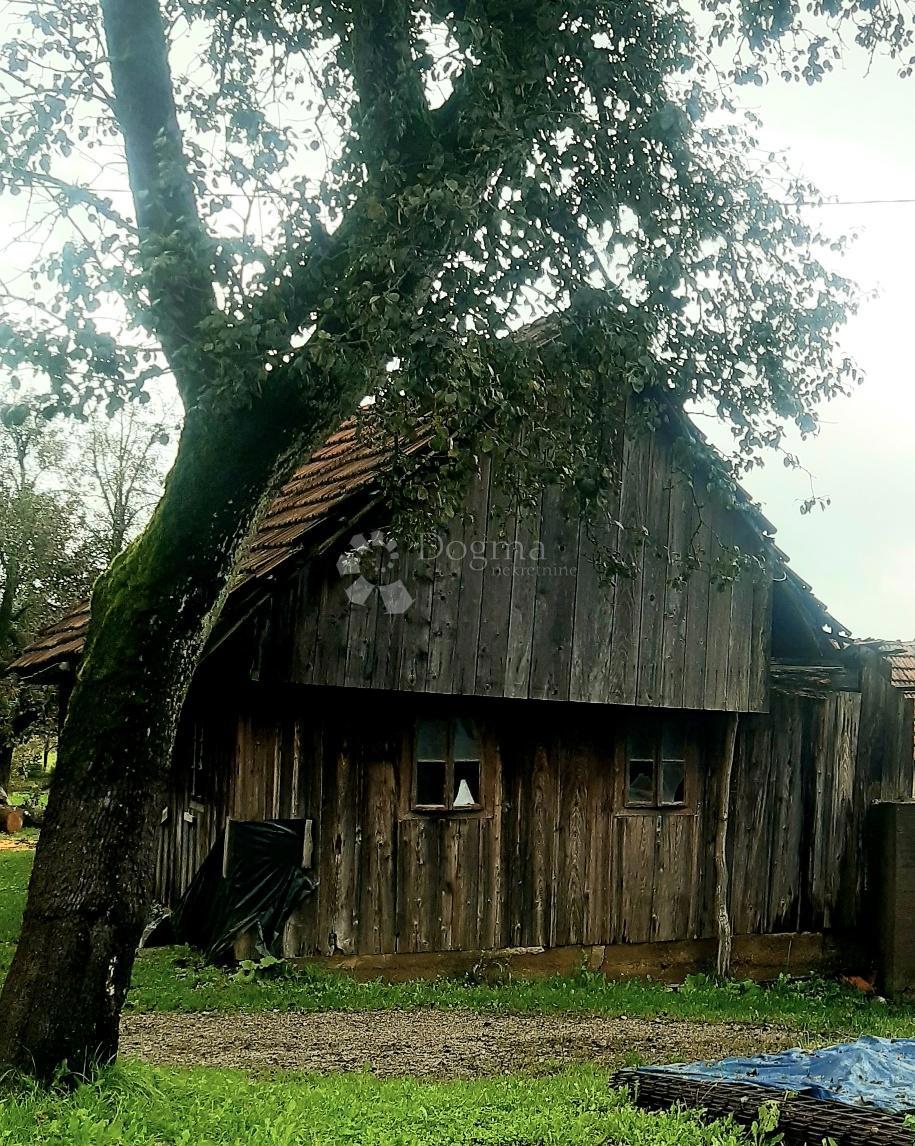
[715,712,739,978]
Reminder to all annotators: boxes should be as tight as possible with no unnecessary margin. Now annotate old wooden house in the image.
[11,408,915,981]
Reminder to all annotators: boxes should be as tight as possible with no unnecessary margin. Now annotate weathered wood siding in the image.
[154,694,235,907]
[222,691,719,955]
[728,659,914,940]
[156,672,912,958]
[729,690,862,937]
[251,424,772,713]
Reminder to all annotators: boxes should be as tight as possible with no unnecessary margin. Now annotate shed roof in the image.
[7,408,846,683]
[237,418,430,583]
[8,601,92,678]
[853,640,915,697]
[889,647,915,694]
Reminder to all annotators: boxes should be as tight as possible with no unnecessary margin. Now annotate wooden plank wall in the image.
[729,690,861,937]
[252,423,773,714]
[728,667,914,940]
[154,693,235,907]
[244,693,724,955]
[155,677,911,957]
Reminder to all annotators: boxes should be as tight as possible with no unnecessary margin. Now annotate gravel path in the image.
[120,1010,811,1078]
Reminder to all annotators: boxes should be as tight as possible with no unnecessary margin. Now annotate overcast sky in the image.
[725,52,915,640]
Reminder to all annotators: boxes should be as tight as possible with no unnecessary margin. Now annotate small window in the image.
[414,717,482,812]
[190,724,209,802]
[626,719,689,809]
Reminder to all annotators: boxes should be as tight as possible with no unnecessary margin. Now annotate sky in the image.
[723,53,915,639]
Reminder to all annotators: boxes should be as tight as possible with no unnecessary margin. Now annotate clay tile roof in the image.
[236,417,430,582]
[9,416,430,679]
[7,600,92,677]
[848,640,915,697]
[882,644,915,694]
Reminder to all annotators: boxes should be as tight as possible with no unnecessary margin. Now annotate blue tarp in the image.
[650,1036,915,1114]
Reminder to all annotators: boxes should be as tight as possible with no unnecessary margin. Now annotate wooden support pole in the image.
[715,712,739,979]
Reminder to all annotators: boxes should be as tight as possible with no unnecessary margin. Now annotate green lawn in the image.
[4,847,915,1040]
[0,1061,756,1146]
[0,848,34,943]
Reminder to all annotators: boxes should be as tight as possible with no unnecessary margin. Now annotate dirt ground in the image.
[120,1010,811,1078]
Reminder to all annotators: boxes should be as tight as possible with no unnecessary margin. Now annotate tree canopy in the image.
[0,390,173,785]
[0,405,94,787]
[0,1,868,528]
[0,408,97,661]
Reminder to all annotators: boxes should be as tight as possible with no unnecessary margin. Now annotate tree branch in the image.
[341,0,436,180]
[16,171,137,235]
[260,0,564,341]
[99,0,215,404]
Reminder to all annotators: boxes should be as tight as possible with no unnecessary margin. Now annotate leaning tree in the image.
[0,0,900,1080]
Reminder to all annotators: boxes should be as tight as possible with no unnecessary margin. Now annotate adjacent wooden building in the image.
[12,409,915,981]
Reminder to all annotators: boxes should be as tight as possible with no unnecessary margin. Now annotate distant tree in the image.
[0,0,890,1081]
[81,405,176,564]
[0,405,99,792]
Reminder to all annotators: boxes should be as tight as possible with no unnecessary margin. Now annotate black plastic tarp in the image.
[172,819,316,961]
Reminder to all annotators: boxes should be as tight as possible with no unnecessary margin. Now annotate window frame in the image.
[623,718,691,812]
[411,716,483,815]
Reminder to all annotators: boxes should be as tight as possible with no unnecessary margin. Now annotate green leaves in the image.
[702,0,915,80]
[1,405,30,429]
[0,0,867,536]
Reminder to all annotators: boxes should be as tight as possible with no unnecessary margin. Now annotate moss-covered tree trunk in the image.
[0,0,374,1081]
[0,402,337,1079]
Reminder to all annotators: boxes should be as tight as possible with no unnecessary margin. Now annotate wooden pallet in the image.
[614,1069,914,1145]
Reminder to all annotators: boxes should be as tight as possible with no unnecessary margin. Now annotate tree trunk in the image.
[0,397,345,1081]
[0,739,12,799]
[715,712,739,980]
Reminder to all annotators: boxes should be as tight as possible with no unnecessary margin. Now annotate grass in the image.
[4,848,915,1041]
[0,848,33,943]
[0,843,763,1146]
[128,947,915,1038]
[0,847,34,986]
[8,757,53,811]
[0,1061,756,1145]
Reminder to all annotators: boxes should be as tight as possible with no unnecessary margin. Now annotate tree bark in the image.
[0,739,12,798]
[0,397,345,1080]
[715,712,739,980]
